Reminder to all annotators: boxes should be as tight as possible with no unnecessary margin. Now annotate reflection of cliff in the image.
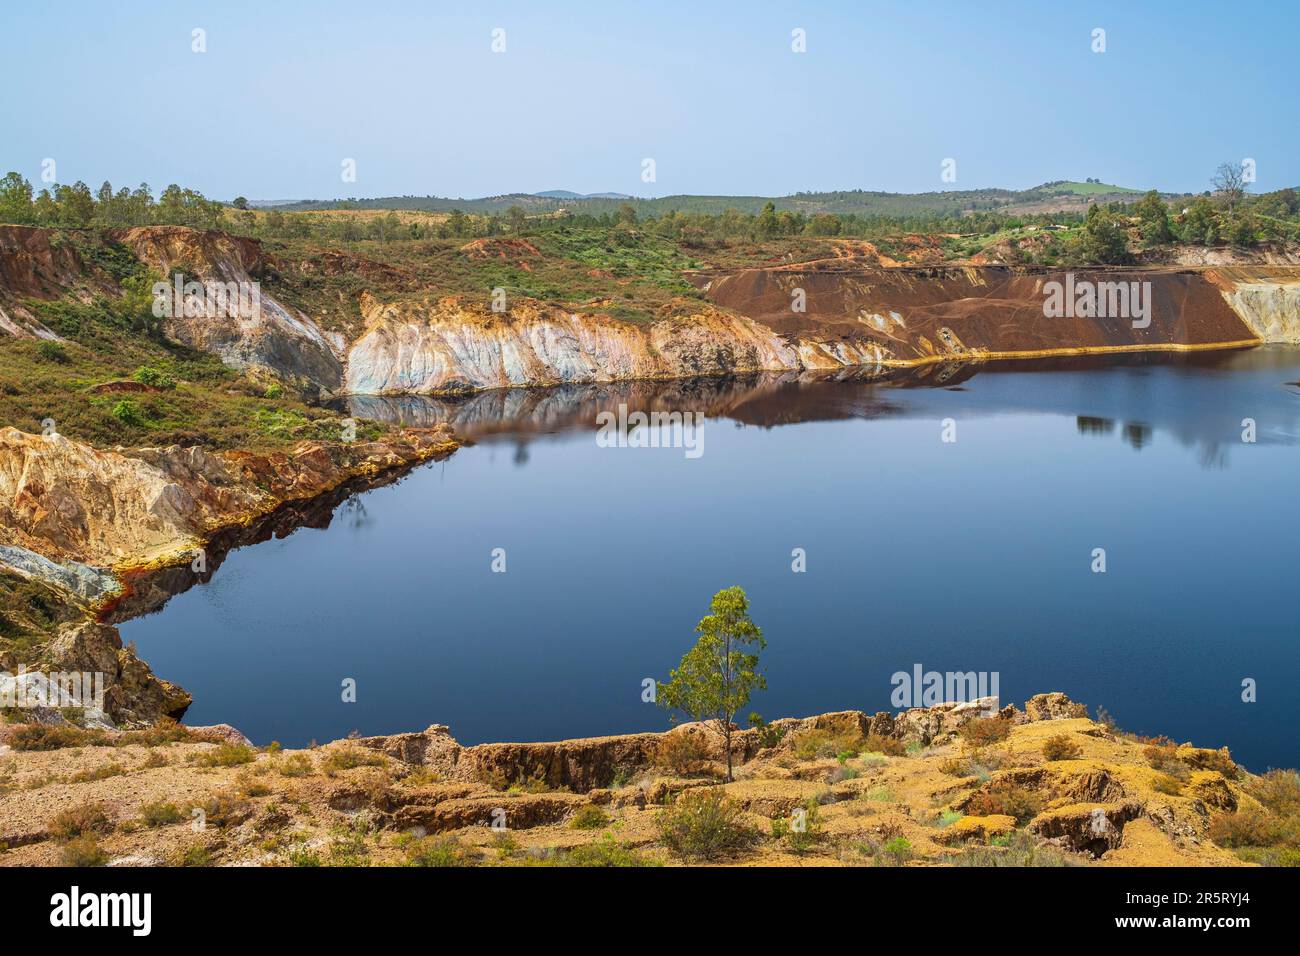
[342,347,1300,468]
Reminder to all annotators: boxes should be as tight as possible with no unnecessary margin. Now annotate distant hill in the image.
[534,190,635,200]
[272,181,1162,219]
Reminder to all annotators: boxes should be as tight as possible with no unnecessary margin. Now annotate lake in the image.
[122,347,1300,770]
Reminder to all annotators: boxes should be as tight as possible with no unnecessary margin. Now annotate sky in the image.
[1,0,1295,201]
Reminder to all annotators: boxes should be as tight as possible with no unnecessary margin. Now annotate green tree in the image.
[1076,203,1131,264]
[56,181,95,227]
[0,171,34,224]
[756,201,778,238]
[1133,190,1171,247]
[658,586,766,782]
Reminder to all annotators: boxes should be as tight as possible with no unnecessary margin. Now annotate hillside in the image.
[2,692,1292,868]
[276,181,1154,219]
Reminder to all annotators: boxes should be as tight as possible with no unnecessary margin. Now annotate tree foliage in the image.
[658,586,766,781]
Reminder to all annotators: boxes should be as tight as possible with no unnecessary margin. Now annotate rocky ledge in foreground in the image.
[1,693,1291,868]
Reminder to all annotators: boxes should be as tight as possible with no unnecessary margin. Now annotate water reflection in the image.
[337,347,1300,465]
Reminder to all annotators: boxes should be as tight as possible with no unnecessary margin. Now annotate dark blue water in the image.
[123,348,1300,770]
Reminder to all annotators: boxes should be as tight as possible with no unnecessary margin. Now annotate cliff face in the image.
[344,294,802,394]
[110,226,346,396]
[3,225,1299,397]
[1207,267,1300,343]
[0,425,459,603]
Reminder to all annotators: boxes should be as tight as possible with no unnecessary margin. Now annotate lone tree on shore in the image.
[658,586,766,782]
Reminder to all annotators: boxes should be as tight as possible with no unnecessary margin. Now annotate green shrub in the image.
[656,788,757,861]
[880,836,914,865]
[403,835,474,867]
[748,712,786,748]
[319,746,386,773]
[568,834,651,867]
[771,799,822,854]
[36,340,69,363]
[59,835,108,866]
[138,801,184,828]
[133,365,176,389]
[790,727,867,760]
[110,398,143,426]
[195,743,256,767]
[569,805,610,830]
[276,753,314,777]
[178,844,213,866]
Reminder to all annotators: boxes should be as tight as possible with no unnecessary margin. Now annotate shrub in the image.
[880,836,914,865]
[1183,748,1239,779]
[196,743,256,767]
[49,802,113,842]
[1042,733,1083,761]
[133,365,176,388]
[287,846,323,867]
[60,835,108,866]
[946,831,1082,867]
[111,399,143,426]
[319,746,385,773]
[178,844,213,867]
[964,780,1045,825]
[654,731,709,775]
[748,712,786,748]
[138,801,184,828]
[568,834,651,867]
[939,756,973,777]
[403,836,474,867]
[771,799,822,854]
[570,805,611,830]
[1142,738,1189,779]
[9,724,90,751]
[790,727,866,760]
[1151,774,1184,796]
[36,340,69,363]
[1209,808,1288,848]
[864,732,907,757]
[186,789,251,829]
[1249,770,1300,816]
[656,788,757,861]
[958,717,1013,748]
[276,753,315,777]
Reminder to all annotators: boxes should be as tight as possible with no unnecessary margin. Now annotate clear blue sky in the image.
[2,0,1294,200]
